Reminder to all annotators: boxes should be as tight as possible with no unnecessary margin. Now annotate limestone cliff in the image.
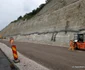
[1,0,85,47]
[1,0,83,36]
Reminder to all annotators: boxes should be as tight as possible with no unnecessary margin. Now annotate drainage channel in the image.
[0,48,19,70]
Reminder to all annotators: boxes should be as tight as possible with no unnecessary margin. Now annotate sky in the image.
[0,0,45,31]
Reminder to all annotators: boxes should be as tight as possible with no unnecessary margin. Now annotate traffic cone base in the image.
[13,59,20,63]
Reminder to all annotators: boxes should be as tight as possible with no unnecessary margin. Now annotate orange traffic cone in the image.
[10,37,14,45]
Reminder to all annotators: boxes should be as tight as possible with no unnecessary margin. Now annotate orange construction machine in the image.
[69,34,85,50]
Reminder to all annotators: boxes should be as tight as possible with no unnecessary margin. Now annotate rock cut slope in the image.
[0,0,85,47]
[1,0,83,36]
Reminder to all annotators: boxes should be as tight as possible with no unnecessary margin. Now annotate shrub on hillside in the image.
[11,2,46,23]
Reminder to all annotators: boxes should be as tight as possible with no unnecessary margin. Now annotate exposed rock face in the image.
[1,0,85,47]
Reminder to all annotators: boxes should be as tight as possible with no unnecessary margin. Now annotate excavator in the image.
[69,33,85,50]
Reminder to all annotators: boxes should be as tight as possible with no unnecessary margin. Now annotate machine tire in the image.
[74,42,79,50]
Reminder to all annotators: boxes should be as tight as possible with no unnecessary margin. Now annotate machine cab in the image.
[78,34,84,42]
[74,34,84,42]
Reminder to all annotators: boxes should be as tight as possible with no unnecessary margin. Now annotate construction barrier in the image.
[11,45,20,63]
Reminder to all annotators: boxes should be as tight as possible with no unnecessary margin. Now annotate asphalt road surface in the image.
[0,48,18,70]
[0,49,12,70]
[0,40,85,70]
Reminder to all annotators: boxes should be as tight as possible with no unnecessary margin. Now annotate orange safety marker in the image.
[11,45,20,63]
[10,37,14,45]
[69,40,75,51]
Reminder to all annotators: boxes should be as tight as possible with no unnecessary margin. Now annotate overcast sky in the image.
[0,0,45,31]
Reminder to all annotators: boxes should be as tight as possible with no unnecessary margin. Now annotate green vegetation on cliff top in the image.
[11,0,51,23]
